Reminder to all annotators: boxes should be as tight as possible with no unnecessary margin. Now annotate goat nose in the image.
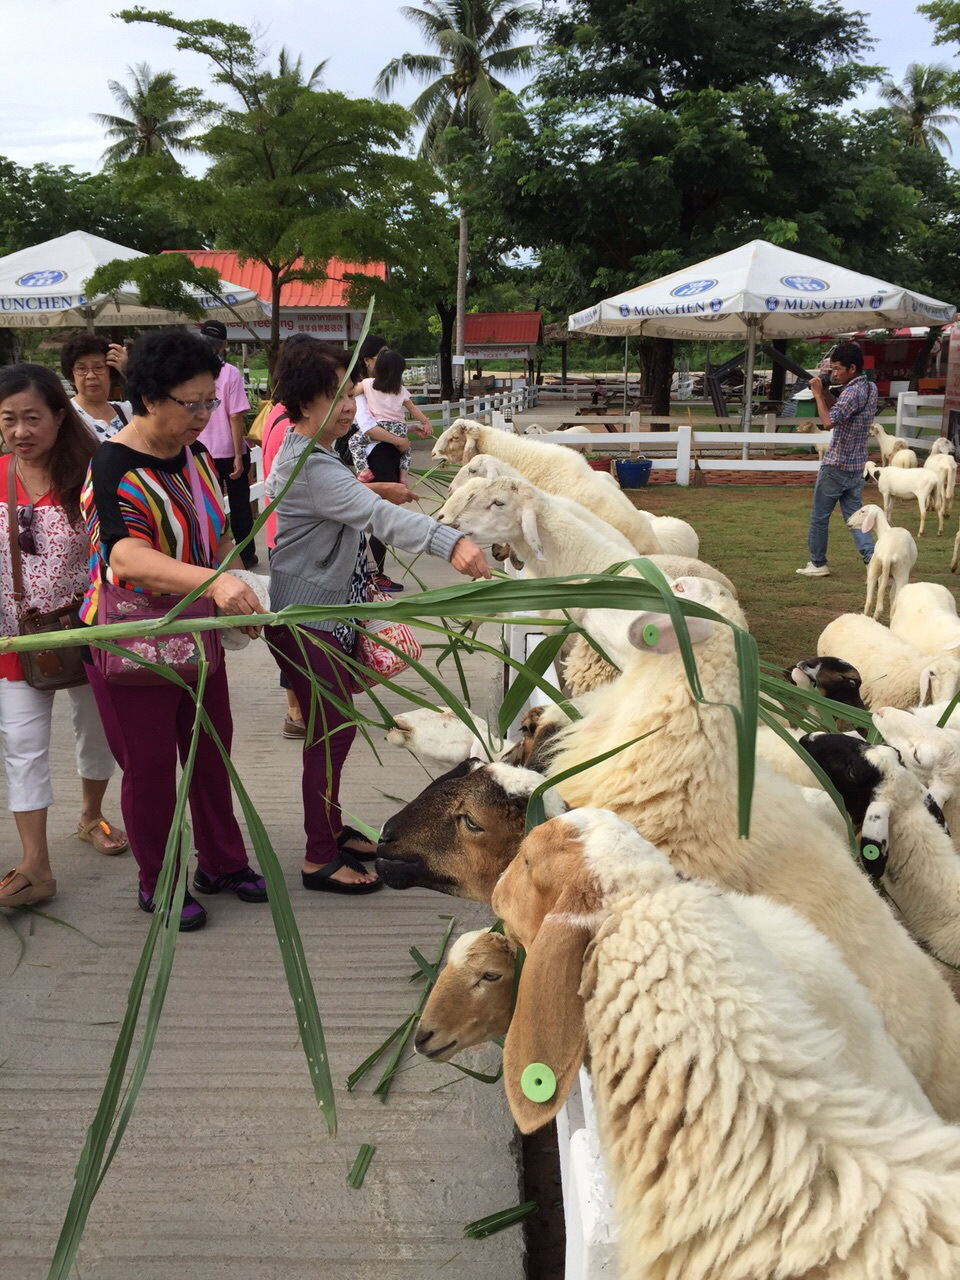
[377,819,396,845]
[414,1026,433,1053]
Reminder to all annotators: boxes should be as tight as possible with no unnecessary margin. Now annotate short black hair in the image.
[281,349,343,422]
[372,348,405,396]
[830,341,864,373]
[125,329,222,414]
[61,334,110,386]
[352,333,388,381]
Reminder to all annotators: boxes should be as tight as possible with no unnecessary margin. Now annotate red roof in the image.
[166,250,386,308]
[464,312,543,345]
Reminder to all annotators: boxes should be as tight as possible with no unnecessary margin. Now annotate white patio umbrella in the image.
[569,239,956,426]
[0,230,267,331]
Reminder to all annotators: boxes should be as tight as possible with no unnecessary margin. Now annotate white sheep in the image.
[929,436,956,457]
[863,459,882,483]
[547,576,960,1118]
[432,418,662,554]
[494,808,959,1280]
[890,581,960,654]
[877,464,943,536]
[871,704,960,852]
[846,504,917,619]
[869,420,899,464]
[384,707,504,772]
[889,438,919,468]
[924,450,957,519]
[951,518,960,574]
[818,612,960,709]
[635,511,699,558]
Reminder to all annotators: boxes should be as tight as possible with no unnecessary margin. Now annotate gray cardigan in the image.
[266,432,462,630]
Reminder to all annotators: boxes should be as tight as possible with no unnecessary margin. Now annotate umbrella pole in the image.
[623,336,628,415]
[741,319,758,457]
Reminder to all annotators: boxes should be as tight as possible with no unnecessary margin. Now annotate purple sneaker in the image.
[138,888,207,931]
[193,865,268,903]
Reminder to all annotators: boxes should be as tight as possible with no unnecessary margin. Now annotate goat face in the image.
[375,760,561,903]
[432,419,480,465]
[415,929,518,1061]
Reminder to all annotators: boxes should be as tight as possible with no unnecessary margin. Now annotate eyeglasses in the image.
[166,394,221,416]
[18,504,37,555]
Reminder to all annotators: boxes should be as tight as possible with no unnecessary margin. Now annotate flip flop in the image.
[0,866,57,908]
[336,824,378,861]
[78,818,129,856]
[302,850,382,895]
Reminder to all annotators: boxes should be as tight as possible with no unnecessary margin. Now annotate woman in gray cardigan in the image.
[265,351,489,894]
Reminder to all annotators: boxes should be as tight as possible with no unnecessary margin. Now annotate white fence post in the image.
[896,392,906,438]
[676,424,692,486]
[441,400,450,430]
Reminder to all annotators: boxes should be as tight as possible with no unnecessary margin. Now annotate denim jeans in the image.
[807,464,873,566]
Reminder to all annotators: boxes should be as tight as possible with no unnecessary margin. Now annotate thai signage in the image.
[463,344,533,360]
[222,311,358,341]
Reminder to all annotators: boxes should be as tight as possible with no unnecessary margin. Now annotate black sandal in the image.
[302,850,382,894]
[336,824,378,861]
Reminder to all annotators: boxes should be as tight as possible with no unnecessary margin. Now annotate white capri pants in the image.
[0,679,116,812]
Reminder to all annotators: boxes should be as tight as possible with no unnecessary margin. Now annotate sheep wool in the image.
[818,613,960,710]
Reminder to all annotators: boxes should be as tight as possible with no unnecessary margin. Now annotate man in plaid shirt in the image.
[797,341,877,577]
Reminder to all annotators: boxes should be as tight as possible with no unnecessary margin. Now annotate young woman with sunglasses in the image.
[81,329,268,931]
[0,365,128,908]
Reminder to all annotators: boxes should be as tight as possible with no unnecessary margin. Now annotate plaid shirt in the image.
[821,374,877,470]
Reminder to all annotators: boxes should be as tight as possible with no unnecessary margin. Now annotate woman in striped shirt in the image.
[82,330,268,932]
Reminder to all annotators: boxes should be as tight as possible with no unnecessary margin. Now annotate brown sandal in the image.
[77,818,129,856]
[0,866,57,907]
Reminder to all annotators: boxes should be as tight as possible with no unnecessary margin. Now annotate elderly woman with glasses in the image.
[0,365,127,908]
[61,334,132,442]
[81,329,268,931]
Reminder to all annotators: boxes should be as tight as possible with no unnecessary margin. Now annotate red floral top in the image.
[0,454,89,681]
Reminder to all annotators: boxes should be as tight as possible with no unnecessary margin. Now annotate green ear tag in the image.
[520,1062,557,1103]
[862,843,880,861]
[641,623,660,647]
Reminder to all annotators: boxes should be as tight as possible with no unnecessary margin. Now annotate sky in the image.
[2,0,958,174]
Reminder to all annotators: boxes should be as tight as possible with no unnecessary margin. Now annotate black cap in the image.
[199,320,228,341]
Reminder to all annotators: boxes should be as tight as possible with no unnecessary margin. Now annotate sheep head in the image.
[432,418,481,465]
[385,707,492,773]
[448,453,520,492]
[919,655,960,707]
[375,759,566,903]
[436,476,545,561]
[415,929,518,1062]
[846,504,881,534]
[873,706,960,810]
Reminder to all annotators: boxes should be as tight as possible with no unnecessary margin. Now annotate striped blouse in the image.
[80,440,228,623]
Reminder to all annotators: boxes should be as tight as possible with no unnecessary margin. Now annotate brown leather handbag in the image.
[6,463,88,691]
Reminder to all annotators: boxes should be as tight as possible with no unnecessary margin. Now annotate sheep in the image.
[929,436,956,457]
[635,511,699,558]
[889,438,919,468]
[414,928,517,1062]
[864,459,882,483]
[755,724,825,789]
[871,704,960,851]
[493,808,959,1280]
[924,451,957,519]
[384,707,503,772]
[869,420,900,464]
[431,418,662,554]
[561,634,620,695]
[818,612,960,709]
[890,581,960,655]
[784,655,868,724]
[877,464,942,536]
[846,504,917,620]
[546,575,960,1118]
[801,728,960,969]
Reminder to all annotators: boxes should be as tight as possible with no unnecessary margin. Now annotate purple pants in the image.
[266,626,357,866]
[85,659,249,896]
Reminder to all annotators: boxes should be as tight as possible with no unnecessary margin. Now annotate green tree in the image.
[93,62,204,167]
[376,1,536,393]
[109,11,438,374]
[879,62,959,153]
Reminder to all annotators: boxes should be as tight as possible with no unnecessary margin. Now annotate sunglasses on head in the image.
[18,504,37,555]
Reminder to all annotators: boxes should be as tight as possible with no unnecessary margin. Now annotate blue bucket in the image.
[615,458,652,488]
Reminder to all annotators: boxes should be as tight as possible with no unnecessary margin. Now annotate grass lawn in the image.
[629,484,960,671]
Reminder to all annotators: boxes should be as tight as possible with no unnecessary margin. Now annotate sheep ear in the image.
[943,638,960,652]
[462,425,481,462]
[860,799,890,879]
[861,507,876,534]
[503,913,590,1134]
[626,611,715,654]
[519,495,545,561]
[919,667,934,703]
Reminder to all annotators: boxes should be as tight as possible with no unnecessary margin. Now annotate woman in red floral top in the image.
[0,365,127,908]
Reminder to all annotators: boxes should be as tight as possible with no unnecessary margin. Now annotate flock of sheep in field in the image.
[368,418,960,1280]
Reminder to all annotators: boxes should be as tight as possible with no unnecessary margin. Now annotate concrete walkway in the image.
[0,495,523,1280]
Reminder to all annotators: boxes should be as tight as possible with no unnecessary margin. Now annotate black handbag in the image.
[6,463,88,691]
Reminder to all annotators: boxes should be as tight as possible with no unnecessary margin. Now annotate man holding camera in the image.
[796,340,876,577]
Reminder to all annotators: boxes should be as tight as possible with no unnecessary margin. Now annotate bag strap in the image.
[6,460,24,606]
[184,446,212,565]
[110,402,129,425]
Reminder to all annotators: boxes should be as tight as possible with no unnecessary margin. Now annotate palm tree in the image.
[879,62,960,155]
[93,63,202,167]
[376,2,536,393]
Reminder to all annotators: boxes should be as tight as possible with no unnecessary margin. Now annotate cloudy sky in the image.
[2,0,957,173]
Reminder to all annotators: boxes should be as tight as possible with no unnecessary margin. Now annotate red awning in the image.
[464,312,543,345]
[164,250,386,308]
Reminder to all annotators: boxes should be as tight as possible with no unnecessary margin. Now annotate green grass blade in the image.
[347,1144,376,1189]
[463,1202,538,1238]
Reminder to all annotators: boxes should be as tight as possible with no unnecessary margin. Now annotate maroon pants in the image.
[266,626,357,865]
[86,659,249,896]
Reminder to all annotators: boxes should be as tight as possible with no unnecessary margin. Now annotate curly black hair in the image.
[829,341,865,373]
[125,329,222,415]
[280,349,343,423]
[60,334,111,387]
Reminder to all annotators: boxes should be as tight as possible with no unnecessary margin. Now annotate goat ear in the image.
[861,507,876,534]
[462,425,481,462]
[503,909,591,1134]
[860,799,890,879]
[626,610,715,654]
[919,667,934,704]
[519,495,545,561]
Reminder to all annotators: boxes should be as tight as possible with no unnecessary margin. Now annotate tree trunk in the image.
[651,338,674,416]
[268,270,282,385]
[455,204,468,399]
[560,342,568,385]
[770,339,787,402]
[437,299,456,401]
